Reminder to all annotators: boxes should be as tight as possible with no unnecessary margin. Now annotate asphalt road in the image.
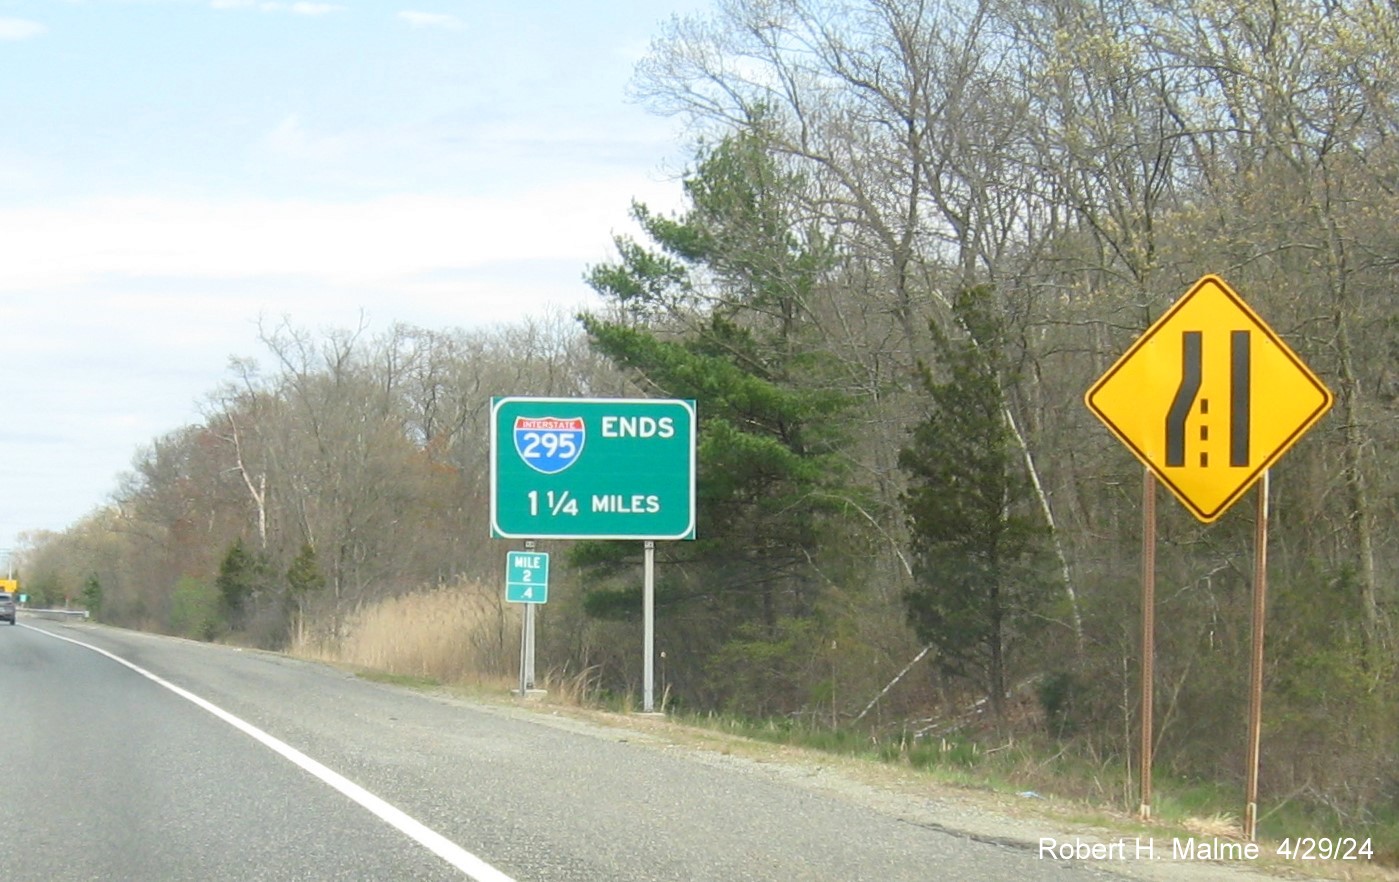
[0,618,1260,882]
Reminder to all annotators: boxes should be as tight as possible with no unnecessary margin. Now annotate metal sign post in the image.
[517,603,537,695]
[643,540,656,713]
[1140,470,1156,821]
[507,541,547,695]
[1244,471,1270,841]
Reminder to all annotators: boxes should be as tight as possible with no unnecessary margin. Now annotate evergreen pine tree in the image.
[899,286,1053,716]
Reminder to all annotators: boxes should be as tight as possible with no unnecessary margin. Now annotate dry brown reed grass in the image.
[1180,812,1242,839]
[293,580,519,687]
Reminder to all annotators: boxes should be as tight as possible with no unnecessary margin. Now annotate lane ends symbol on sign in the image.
[1085,274,1333,523]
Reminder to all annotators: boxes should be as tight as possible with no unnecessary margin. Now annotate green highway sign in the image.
[490,397,696,540]
[505,550,549,604]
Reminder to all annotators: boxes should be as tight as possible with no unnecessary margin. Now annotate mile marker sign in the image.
[1085,275,1333,522]
[490,397,696,540]
[505,550,549,604]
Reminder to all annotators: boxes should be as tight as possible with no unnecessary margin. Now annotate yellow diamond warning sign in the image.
[1086,275,1333,523]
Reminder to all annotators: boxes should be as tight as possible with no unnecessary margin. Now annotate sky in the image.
[0,0,710,558]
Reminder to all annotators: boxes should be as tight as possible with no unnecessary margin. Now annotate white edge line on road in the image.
[28,625,517,882]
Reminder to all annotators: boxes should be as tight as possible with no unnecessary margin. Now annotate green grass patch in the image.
[357,669,441,690]
[673,713,1024,784]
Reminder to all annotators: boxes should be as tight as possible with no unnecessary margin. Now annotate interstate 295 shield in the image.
[513,416,585,474]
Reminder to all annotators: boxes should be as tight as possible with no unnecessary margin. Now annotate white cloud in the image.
[256,114,350,163]
[397,11,464,30]
[0,178,684,295]
[209,1,343,14]
[289,3,343,15]
[0,18,46,40]
[0,149,55,192]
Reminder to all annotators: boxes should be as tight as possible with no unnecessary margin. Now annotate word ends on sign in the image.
[1085,275,1332,523]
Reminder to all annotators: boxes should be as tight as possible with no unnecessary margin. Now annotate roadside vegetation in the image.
[17,0,1396,867]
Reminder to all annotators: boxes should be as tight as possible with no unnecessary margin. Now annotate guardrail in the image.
[21,608,91,621]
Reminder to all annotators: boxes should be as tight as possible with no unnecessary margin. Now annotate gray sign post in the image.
[506,544,548,694]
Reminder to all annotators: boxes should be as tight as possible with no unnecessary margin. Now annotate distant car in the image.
[0,592,15,625]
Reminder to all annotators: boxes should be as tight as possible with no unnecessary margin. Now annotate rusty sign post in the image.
[1139,471,1156,820]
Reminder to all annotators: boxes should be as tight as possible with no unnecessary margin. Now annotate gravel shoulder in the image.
[435,685,1396,882]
